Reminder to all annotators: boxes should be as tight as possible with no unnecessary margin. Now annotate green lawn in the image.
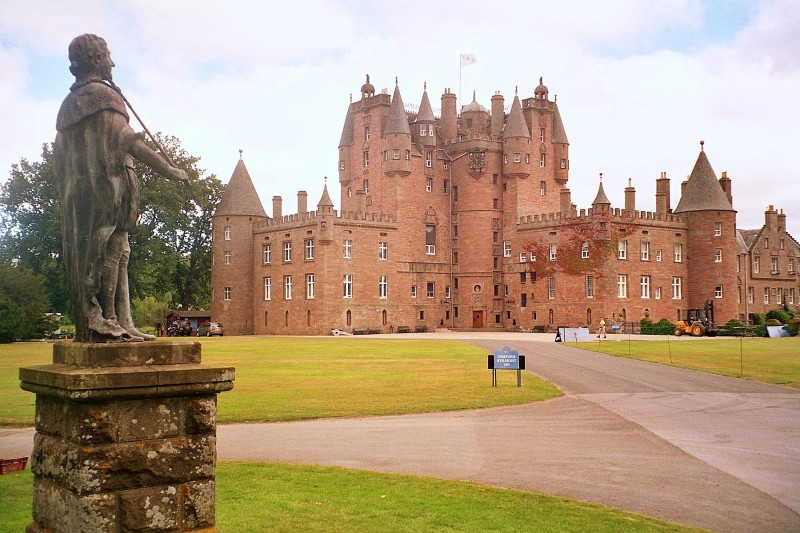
[0,464,702,532]
[577,337,800,388]
[0,337,561,426]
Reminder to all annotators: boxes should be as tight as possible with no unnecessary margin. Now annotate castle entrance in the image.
[472,310,484,328]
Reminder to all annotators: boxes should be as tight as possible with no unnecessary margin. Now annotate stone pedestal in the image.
[19,342,234,533]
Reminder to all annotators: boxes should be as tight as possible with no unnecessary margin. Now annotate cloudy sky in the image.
[1,0,798,233]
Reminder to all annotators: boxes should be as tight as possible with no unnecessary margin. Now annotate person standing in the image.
[53,34,188,342]
[597,317,607,338]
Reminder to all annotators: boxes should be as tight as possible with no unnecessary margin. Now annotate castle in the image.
[211,76,800,335]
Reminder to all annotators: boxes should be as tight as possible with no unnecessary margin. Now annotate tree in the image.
[1,136,223,316]
[0,263,54,342]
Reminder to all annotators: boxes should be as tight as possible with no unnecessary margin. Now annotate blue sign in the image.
[493,346,520,369]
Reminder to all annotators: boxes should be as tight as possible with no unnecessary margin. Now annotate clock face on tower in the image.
[469,150,485,170]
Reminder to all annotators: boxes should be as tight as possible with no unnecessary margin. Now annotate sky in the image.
[1,0,799,234]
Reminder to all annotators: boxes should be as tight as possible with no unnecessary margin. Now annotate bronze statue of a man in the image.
[53,34,188,342]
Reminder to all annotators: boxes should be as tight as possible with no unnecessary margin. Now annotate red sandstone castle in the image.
[211,76,800,335]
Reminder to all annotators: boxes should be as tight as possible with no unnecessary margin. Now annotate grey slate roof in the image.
[461,91,487,113]
[214,158,267,218]
[502,95,530,139]
[674,149,734,213]
[738,229,761,249]
[339,103,354,147]
[317,181,334,208]
[552,102,569,144]
[592,179,611,206]
[384,83,411,135]
[414,87,435,123]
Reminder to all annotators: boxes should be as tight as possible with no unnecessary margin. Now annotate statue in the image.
[53,34,188,342]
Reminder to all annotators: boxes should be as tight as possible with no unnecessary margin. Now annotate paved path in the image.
[3,333,799,532]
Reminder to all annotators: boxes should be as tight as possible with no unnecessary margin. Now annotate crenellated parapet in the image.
[516,207,686,230]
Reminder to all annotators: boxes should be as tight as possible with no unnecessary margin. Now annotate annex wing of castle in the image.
[211,76,800,335]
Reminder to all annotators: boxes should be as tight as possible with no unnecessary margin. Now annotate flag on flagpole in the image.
[460,53,477,67]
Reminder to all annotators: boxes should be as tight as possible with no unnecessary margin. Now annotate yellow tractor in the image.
[674,300,718,337]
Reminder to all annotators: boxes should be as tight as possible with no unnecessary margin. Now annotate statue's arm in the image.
[129,138,188,183]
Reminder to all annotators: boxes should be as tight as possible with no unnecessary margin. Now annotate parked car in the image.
[167,319,193,336]
[196,322,224,337]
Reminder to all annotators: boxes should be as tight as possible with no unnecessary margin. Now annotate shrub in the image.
[788,318,800,336]
[751,313,765,325]
[640,318,675,335]
[766,308,792,324]
[765,318,782,326]
[720,319,744,336]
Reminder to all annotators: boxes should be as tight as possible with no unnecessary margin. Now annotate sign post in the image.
[487,346,525,387]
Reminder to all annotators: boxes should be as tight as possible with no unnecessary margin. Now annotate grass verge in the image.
[0,337,561,425]
[0,464,702,532]
[576,337,800,388]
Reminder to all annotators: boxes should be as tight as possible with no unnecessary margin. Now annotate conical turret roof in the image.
[552,102,569,144]
[592,177,611,206]
[317,180,334,208]
[214,157,267,217]
[502,94,530,139]
[339,102,354,147]
[674,145,734,213]
[415,84,435,123]
[384,82,411,135]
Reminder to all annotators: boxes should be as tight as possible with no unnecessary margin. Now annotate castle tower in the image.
[673,142,738,322]
[211,153,267,335]
[461,91,489,135]
[591,174,611,213]
[551,94,570,186]
[338,100,355,188]
[382,80,412,179]
[414,83,436,148]
[502,92,532,221]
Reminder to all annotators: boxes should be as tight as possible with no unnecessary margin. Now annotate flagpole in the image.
[458,55,462,113]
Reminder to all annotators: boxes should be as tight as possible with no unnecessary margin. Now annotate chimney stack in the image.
[624,178,636,215]
[297,191,308,216]
[272,195,282,220]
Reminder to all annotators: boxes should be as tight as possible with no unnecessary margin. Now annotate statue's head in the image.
[68,34,114,81]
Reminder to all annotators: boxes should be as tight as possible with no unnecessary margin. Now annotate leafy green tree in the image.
[131,292,173,332]
[0,263,54,342]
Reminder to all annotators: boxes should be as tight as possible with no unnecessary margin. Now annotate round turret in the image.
[534,76,549,100]
[361,74,375,98]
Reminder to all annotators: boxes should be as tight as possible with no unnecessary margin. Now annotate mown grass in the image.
[0,464,702,532]
[577,337,800,388]
[0,337,561,425]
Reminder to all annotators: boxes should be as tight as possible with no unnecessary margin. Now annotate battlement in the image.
[516,206,686,229]
[443,133,503,147]
[252,209,397,233]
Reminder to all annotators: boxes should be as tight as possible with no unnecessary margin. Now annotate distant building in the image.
[211,76,799,335]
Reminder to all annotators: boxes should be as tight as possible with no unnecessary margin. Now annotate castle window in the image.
[640,242,650,261]
[530,251,536,262]
[539,153,546,167]
[224,287,231,301]
[640,276,650,299]
[443,179,449,194]
[305,239,314,261]
[560,159,567,169]
[263,245,271,264]
[363,151,369,167]
[790,288,795,304]
[547,276,555,299]
[347,187,352,197]
[379,241,388,260]
[306,274,315,299]
[264,277,271,301]
[655,287,662,300]
[618,240,627,260]
[343,240,352,259]
[526,154,530,164]
[748,286,754,304]
[425,152,433,168]
[379,276,388,299]
[339,160,345,170]
[405,150,410,160]
[581,242,589,259]
[363,179,369,194]
[493,198,499,209]
[420,124,427,136]
[283,242,292,262]
[549,243,557,261]
[520,252,527,263]
[453,251,458,264]
[343,274,353,298]
[445,286,451,299]
[284,276,292,300]
[504,241,512,257]
[714,248,722,263]
[771,256,779,273]
[427,282,435,299]
[789,258,795,273]
[714,222,722,236]
[764,238,769,248]
[425,225,437,255]
[504,154,508,164]
[617,275,628,298]
[520,272,527,284]
[428,124,434,136]
[493,284,499,297]
[514,153,521,163]
[411,285,417,298]
[392,149,400,160]
[540,181,546,195]
[224,251,231,265]
[715,285,723,299]
[521,293,527,307]
[493,232,498,243]
[764,287,770,304]
[656,249,662,262]
[673,243,682,263]
[365,126,370,141]
[426,178,432,192]
[753,255,760,273]
[672,277,682,299]
[540,128,545,142]
[585,275,594,298]
[780,239,785,250]
[224,226,231,240]
[443,161,449,170]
